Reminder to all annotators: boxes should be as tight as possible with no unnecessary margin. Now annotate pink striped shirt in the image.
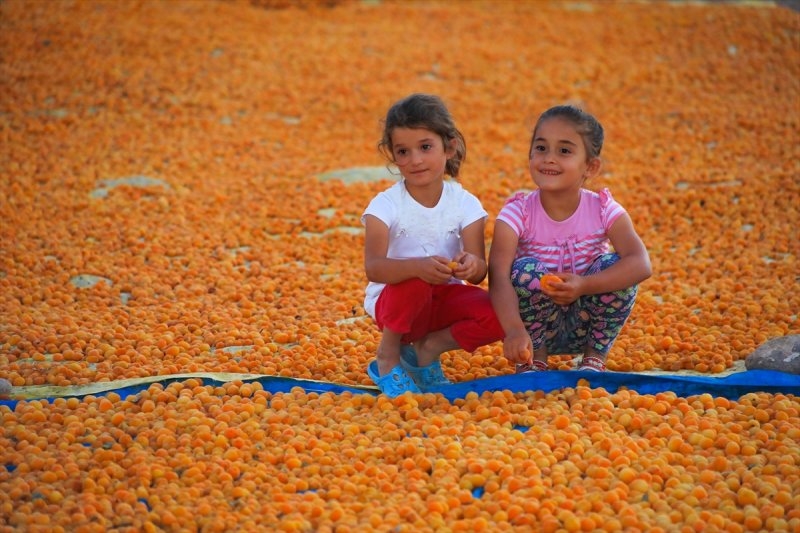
[496,188,625,275]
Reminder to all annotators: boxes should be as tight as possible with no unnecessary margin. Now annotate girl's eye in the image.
[560,147,572,154]
[421,143,432,151]
[533,145,545,152]
[395,148,407,157]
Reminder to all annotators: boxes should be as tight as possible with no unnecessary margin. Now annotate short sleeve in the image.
[459,188,489,228]
[598,188,625,229]
[496,191,531,236]
[361,190,395,227]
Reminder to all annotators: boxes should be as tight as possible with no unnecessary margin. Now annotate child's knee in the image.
[586,253,620,274]
[511,256,548,274]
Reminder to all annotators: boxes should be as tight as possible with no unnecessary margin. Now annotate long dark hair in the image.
[530,105,604,161]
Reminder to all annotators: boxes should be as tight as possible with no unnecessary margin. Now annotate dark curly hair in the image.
[378,93,467,178]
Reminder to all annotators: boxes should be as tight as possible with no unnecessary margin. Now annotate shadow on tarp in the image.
[1,370,798,410]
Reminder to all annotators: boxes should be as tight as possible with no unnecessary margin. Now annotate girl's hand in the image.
[503,329,533,365]
[417,256,458,285]
[448,251,477,281]
[541,273,584,306]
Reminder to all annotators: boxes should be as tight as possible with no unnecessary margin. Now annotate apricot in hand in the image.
[540,274,561,291]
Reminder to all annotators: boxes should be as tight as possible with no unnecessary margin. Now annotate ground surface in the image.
[0,1,798,532]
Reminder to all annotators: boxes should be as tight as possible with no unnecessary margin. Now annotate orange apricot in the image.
[540,274,562,292]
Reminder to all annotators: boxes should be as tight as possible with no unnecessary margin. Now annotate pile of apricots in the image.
[2,380,798,532]
[1,0,798,531]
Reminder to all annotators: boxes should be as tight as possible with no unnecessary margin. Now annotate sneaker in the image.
[399,345,451,390]
[577,355,607,372]
[367,359,422,397]
[515,359,548,373]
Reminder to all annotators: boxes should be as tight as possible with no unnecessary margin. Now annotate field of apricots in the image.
[1,0,799,531]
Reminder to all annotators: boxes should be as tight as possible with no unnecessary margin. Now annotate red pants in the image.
[374,278,504,352]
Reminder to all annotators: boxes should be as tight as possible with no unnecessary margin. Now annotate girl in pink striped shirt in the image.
[489,105,651,372]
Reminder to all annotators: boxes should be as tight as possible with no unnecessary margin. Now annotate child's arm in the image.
[488,220,533,365]
[363,215,455,285]
[547,213,651,305]
[585,213,651,293]
[450,218,488,285]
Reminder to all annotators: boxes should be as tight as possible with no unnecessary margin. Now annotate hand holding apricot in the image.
[540,273,562,291]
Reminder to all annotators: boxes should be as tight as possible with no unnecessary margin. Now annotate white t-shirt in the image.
[360,179,488,318]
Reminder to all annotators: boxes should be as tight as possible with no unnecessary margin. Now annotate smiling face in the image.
[529,116,599,194]
[390,127,453,187]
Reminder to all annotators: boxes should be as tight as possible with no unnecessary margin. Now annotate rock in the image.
[317,166,396,184]
[0,378,12,397]
[90,175,171,199]
[745,335,800,374]
[70,274,113,289]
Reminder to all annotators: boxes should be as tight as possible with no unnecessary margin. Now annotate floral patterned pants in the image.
[511,253,637,356]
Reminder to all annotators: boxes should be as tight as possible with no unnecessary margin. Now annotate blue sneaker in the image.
[367,359,421,397]
[399,345,451,390]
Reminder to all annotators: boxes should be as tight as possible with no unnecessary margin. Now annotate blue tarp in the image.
[429,369,800,401]
[1,370,798,410]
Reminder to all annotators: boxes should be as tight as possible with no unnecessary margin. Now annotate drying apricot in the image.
[540,274,562,292]
[0,0,798,530]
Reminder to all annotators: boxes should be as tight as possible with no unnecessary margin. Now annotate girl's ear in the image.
[585,157,602,179]
[445,137,457,158]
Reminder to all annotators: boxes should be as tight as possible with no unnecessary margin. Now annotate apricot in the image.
[540,274,562,292]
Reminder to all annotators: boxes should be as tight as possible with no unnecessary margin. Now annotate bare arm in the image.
[488,220,532,364]
[579,213,651,293]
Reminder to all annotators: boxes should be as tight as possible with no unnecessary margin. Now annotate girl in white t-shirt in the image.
[362,94,504,397]
[489,105,652,373]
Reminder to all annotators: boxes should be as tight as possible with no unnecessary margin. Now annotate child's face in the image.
[529,117,594,193]
[390,127,452,186]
